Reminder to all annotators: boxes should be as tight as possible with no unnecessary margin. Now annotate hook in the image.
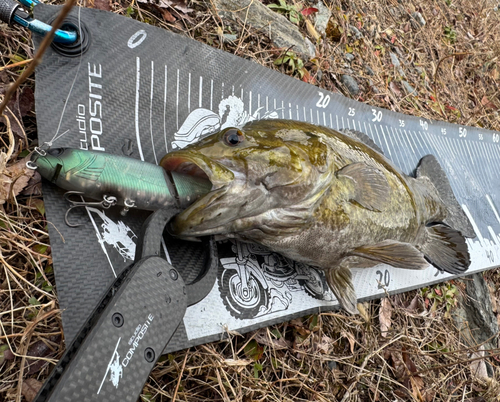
[64,191,117,227]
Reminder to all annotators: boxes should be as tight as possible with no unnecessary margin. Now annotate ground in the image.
[1,0,500,401]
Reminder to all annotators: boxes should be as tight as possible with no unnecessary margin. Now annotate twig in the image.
[171,351,189,402]
[0,0,77,117]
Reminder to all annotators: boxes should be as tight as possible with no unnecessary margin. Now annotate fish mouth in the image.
[160,152,235,237]
[161,152,233,191]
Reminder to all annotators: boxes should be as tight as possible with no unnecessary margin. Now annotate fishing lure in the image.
[30,148,212,226]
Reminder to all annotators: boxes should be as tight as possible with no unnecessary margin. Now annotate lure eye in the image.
[222,129,244,147]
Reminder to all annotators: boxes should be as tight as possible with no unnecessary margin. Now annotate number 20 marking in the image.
[316,92,330,108]
[376,269,390,289]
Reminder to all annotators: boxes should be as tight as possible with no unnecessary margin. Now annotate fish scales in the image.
[161,119,475,314]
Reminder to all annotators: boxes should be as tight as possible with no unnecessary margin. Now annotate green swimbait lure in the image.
[31,148,212,220]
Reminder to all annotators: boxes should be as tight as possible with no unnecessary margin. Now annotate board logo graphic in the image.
[217,240,334,319]
[172,95,279,149]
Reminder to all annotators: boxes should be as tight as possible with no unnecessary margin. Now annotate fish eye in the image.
[222,128,244,147]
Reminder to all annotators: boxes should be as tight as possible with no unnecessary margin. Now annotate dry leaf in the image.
[379,297,392,337]
[314,334,333,354]
[21,378,43,402]
[481,96,497,110]
[93,0,111,11]
[254,328,291,351]
[0,156,35,204]
[389,81,402,97]
[340,330,355,354]
[305,19,321,41]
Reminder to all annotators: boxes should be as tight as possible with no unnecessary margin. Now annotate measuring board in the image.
[33,4,500,351]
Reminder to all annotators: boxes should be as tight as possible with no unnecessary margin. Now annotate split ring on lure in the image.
[30,148,212,227]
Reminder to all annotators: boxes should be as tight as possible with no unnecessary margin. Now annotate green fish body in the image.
[160,120,475,314]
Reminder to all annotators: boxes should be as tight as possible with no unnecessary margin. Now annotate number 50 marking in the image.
[316,92,330,108]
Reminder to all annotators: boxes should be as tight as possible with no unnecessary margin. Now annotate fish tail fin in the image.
[416,154,476,238]
[421,223,470,274]
[326,266,359,315]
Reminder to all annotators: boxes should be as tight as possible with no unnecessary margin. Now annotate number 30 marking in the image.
[372,109,383,122]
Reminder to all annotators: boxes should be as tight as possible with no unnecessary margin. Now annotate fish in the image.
[160,119,475,314]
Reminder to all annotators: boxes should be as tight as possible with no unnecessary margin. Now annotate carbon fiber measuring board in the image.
[33,4,500,350]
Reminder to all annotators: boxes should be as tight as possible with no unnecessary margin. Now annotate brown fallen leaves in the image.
[0,155,34,204]
[385,347,434,401]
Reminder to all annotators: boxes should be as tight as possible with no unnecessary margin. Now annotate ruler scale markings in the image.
[323,111,326,126]
[352,119,356,130]
[336,114,339,130]
[488,142,500,165]
[368,122,382,149]
[149,61,157,164]
[296,105,300,120]
[404,129,421,163]
[470,140,490,189]
[363,122,369,139]
[464,139,475,166]
[377,125,393,158]
[462,204,485,247]
[317,110,320,124]
[483,142,499,179]
[357,120,363,133]
[330,113,333,128]
[266,96,269,112]
[347,119,351,129]
[486,194,500,225]
[249,91,252,116]
[289,103,292,119]
[401,128,420,168]
[175,68,179,131]
[487,226,499,246]
[199,76,203,108]
[303,106,307,121]
[187,72,191,113]
[282,100,285,119]
[341,116,345,129]
[310,108,314,123]
[257,93,261,118]
[411,130,427,156]
[163,65,168,153]
[370,123,383,150]
[240,87,243,99]
[135,57,145,161]
[210,79,213,110]
[388,126,408,172]
[391,126,412,173]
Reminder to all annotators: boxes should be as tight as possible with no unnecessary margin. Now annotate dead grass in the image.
[1,0,500,400]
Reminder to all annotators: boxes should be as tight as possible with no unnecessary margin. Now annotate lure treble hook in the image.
[64,191,117,227]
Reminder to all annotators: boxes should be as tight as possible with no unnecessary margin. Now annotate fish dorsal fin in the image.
[337,163,390,212]
[421,224,470,274]
[349,240,429,269]
[339,128,384,155]
[325,266,359,314]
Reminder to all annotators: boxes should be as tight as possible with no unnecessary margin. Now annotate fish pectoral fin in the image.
[421,224,470,274]
[337,163,390,212]
[325,266,359,315]
[349,240,429,270]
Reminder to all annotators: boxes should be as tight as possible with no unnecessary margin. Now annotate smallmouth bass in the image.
[160,120,475,314]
